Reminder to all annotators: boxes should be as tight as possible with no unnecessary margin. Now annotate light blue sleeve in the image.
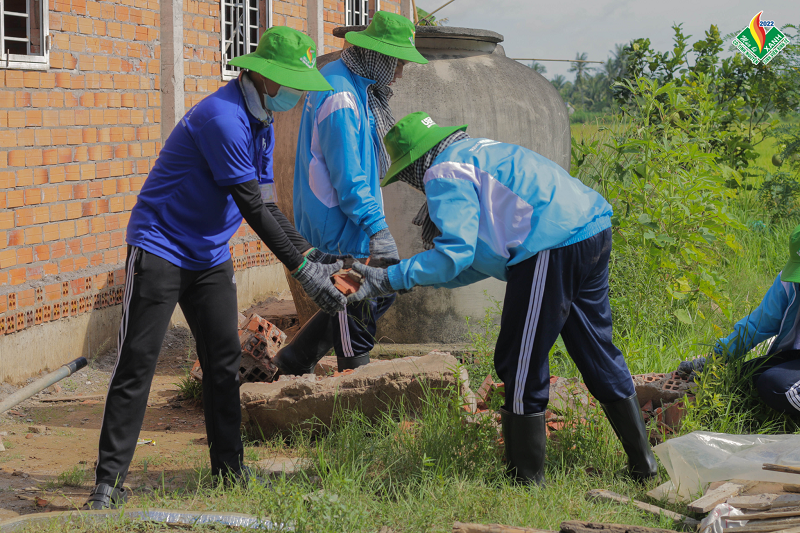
[387,176,480,291]
[434,267,489,289]
[316,95,388,237]
[715,274,789,359]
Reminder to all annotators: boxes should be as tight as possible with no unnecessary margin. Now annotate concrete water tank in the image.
[271,26,571,344]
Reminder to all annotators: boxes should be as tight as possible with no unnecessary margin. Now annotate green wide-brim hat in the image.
[381,112,467,187]
[228,26,333,91]
[781,224,800,283]
[345,11,428,64]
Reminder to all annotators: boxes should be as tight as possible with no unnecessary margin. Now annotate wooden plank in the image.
[452,523,553,533]
[722,518,800,533]
[585,490,700,529]
[560,521,679,533]
[727,494,779,511]
[732,510,800,521]
[774,496,800,509]
[688,481,756,514]
[785,486,800,494]
[764,465,800,476]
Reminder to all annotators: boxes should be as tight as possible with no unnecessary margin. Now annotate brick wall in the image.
[0,0,161,336]
[183,0,223,109]
[273,0,307,31]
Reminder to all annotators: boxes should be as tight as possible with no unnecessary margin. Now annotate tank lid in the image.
[332,25,504,44]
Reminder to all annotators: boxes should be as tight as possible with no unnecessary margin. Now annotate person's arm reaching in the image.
[264,203,313,255]
[229,180,346,315]
[229,180,305,270]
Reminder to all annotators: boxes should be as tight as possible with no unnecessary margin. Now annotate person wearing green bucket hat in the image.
[84,27,345,511]
[347,111,660,486]
[676,224,800,418]
[281,11,428,376]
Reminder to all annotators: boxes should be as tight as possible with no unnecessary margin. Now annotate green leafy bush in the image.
[573,75,743,327]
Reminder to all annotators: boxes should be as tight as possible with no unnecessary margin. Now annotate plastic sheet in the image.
[0,508,284,532]
[698,503,748,533]
[654,431,800,499]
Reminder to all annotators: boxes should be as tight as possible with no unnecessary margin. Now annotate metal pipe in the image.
[0,357,88,415]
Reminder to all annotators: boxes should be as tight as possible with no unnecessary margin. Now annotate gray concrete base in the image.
[0,264,290,384]
[0,306,121,384]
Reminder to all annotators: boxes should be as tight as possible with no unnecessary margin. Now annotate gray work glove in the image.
[292,260,346,315]
[346,261,396,304]
[676,356,707,381]
[369,228,400,261]
[305,247,350,265]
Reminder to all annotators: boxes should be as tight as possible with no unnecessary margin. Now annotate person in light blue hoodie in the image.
[285,12,429,374]
[348,112,659,486]
[677,225,800,417]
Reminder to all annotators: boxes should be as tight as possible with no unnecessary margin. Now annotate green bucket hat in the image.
[227,26,333,91]
[781,224,800,283]
[345,11,428,64]
[381,112,467,187]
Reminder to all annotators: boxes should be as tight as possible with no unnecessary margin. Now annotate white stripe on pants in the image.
[787,379,800,412]
[96,245,139,484]
[512,249,550,415]
[338,310,355,358]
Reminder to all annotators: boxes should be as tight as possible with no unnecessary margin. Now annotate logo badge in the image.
[732,11,789,65]
[409,32,415,45]
[300,47,316,69]
[421,117,435,128]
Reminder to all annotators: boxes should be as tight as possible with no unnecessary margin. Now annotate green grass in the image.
[17,388,686,533]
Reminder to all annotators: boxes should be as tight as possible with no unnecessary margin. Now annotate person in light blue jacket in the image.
[286,12,428,374]
[677,225,800,416]
[348,112,658,486]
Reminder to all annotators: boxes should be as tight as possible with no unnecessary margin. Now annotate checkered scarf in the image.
[341,46,397,178]
[396,130,471,250]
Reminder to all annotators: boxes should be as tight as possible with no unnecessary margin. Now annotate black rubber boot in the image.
[601,393,659,482]
[272,310,334,376]
[83,483,128,510]
[337,353,370,371]
[499,408,546,486]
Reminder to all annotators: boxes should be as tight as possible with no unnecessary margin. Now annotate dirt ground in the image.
[0,297,299,521]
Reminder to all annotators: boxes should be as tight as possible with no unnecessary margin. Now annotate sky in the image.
[415,1,798,80]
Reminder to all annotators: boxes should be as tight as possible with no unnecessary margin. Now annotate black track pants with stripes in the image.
[95,246,244,486]
[333,294,396,358]
[494,228,635,415]
[743,350,800,415]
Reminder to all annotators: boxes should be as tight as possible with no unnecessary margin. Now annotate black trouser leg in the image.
[333,294,396,371]
[179,259,244,477]
[744,351,800,415]
[95,247,181,486]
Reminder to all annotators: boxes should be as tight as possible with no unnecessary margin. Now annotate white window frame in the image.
[345,0,369,26]
[221,0,271,80]
[1,0,50,70]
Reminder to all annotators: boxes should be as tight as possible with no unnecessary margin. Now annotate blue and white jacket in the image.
[387,138,613,291]
[293,59,388,258]
[715,274,800,359]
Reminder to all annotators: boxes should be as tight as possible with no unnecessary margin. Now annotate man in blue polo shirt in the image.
[86,27,345,510]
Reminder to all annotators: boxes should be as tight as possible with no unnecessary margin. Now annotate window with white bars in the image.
[1,0,49,70]
[345,0,369,26]
[221,0,268,80]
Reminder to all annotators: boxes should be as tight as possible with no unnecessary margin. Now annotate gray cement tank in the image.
[272,26,571,343]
